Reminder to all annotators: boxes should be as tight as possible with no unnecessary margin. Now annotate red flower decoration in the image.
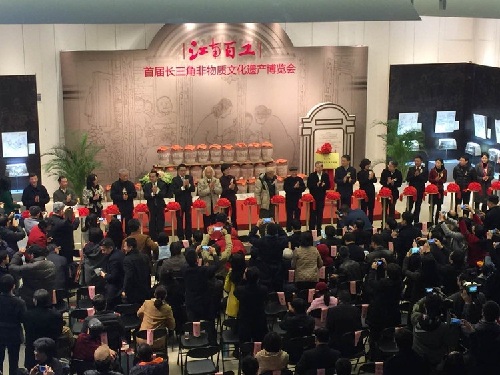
[378,187,393,200]
[445,182,461,199]
[134,203,149,214]
[166,201,181,211]
[301,193,315,203]
[352,189,368,201]
[487,181,500,195]
[316,142,332,155]
[243,197,258,206]
[270,195,285,204]
[77,207,90,217]
[104,205,120,215]
[326,191,341,201]
[21,210,31,219]
[467,182,482,193]
[216,198,231,208]
[400,186,417,201]
[192,199,207,209]
[424,184,440,200]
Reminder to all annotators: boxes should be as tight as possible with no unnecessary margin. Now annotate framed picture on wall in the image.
[435,111,457,133]
[397,112,420,135]
[1,131,28,158]
[473,114,487,139]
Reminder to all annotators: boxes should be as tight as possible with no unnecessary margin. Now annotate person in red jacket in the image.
[27,219,51,248]
[458,208,489,267]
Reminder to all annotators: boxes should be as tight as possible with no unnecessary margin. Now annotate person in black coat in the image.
[23,289,64,369]
[98,238,125,308]
[47,202,80,265]
[46,244,68,290]
[326,291,362,351]
[142,170,170,241]
[343,232,366,262]
[220,163,239,230]
[406,155,428,225]
[283,166,306,232]
[295,328,341,375]
[453,155,475,210]
[0,274,26,375]
[122,237,151,305]
[383,328,429,375]
[0,214,26,252]
[110,169,137,230]
[279,298,315,340]
[357,158,377,223]
[171,164,195,241]
[21,173,50,212]
[483,195,500,230]
[234,266,268,343]
[334,155,357,208]
[307,161,331,231]
[393,211,422,266]
[380,161,403,218]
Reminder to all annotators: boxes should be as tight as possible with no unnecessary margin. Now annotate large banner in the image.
[61,23,367,184]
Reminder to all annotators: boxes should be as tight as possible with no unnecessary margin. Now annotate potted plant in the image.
[375,119,425,178]
[42,133,104,200]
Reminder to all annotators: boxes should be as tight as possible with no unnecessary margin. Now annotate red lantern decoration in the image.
[299,193,316,210]
[424,184,440,199]
[243,197,257,206]
[21,210,31,219]
[487,181,500,195]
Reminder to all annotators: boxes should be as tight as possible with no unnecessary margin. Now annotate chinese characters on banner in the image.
[143,63,297,77]
[185,39,261,60]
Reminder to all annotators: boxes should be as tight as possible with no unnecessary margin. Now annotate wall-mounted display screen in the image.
[398,112,421,135]
[473,114,487,139]
[2,131,28,158]
[5,163,29,177]
[435,111,458,133]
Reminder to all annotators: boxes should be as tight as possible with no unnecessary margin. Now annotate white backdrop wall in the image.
[0,17,498,193]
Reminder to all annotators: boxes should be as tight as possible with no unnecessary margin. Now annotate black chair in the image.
[340,329,369,369]
[70,359,95,375]
[284,335,315,367]
[304,369,335,375]
[53,289,73,313]
[265,292,288,330]
[76,286,94,308]
[69,308,90,335]
[134,328,169,357]
[399,300,411,327]
[220,318,239,371]
[355,304,369,329]
[114,303,141,342]
[261,369,293,375]
[376,327,399,359]
[178,321,211,368]
[184,345,220,375]
[357,362,383,375]
[338,280,363,304]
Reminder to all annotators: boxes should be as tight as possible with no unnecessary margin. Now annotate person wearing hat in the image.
[283,166,305,232]
[306,282,337,329]
[334,154,357,208]
[219,163,238,229]
[357,158,377,223]
[47,201,80,265]
[255,167,278,219]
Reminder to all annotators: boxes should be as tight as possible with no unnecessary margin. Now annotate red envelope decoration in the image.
[331,246,337,257]
[277,292,286,306]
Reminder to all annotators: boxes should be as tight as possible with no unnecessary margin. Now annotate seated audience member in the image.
[24,289,64,369]
[48,202,80,264]
[411,293,459,369]
[448,272,486,324]
[129,343,168,375]
[0,250,10,276]
[126,218,159,262]
[24,206,42,234]
[326,291,362,351]
[461,300,500,374]
[307,282,337,328]
[316,244,333,268]
[255,332,289,375]
[287,219,302,250]
[81,294,123,337]
[46,244,68,290]
[380,217,398,248]
[137,285,175,352]
[157,232,170,261]
[383,328,429,375]
[0,213,26,252]
[393,211,421,265]
[291,231,323,290]
[73,318,106,362]
[438,351,469,375]
[335,358,352,375]
[83,228,106,285]
[365,233,394,264]
[160,269,185,334]
[235,266,268,343]
[279,298,315,340]
[352,218,372,248]
[0,274,26,375]
[342,232,365,263]
[27,219,50,248]
[105,218,124,250]
[335,246,363,282]
[9,245,56,307]
[81,214,100,244]
[83,344,121,375]
[159,241,186,277]
[241,356,259,375]
[295,328,340,375]
[319,225,342,248]
[31,338,63,375]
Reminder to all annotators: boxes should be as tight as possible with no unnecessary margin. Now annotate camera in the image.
[262,218,272,224]
[376,260,383,266]
[425,287,435,294]
[213,226,222,231]
[202,245,210,251]
[411,247,420,254]
[462,281,479,295]
[428,238,435,244]
[450,317,461,325]
[39,365,46,373]
[336,210,344,217]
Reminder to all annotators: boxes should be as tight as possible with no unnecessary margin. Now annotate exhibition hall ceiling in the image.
[0,0,498,24]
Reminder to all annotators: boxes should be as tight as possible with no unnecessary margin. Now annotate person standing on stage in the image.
[255,167,278,219]
[197,166,222,232]
[52,176,78,207]
[428,158,447,224]
[357,158,377,223]
[143,170,168,241]
[284,166,306,232]
[110,169,137,229]
[82,174,105,216]
[307,161,330,231]
[220,164,238,229]
[474,152,494,212]
[334,155,357,208]
[22,173,50,212]
[406,155,428,224]
[172,164,195,241]
[453,155,475,209]
[380,161,402,217]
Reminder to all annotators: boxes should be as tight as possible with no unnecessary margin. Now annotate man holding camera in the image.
[448,272,486,324]
[0,213,26,253]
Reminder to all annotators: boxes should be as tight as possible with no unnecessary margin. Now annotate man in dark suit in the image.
[142,170,169,240]
[121,237,151,305]
[483,195,500,231]
[172,163,195,240]
[334,154,357,208]
[307,161,331,231]
[295,328,341,375]
[48,202,80,265]
[110,169,137,230]
[283,166,306,232]
[406,155,428,224]
[326,291,362,351]
[46,244,68,290]
[98,238,125,308]
[393,211,421,266]
[343,232,366,262]
[380,161,403,218]
[21,173,50,212]
[220,163,238,229]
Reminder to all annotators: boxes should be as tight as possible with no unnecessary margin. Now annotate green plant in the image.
[374,119,425,178]
[42,133,104,200]
[139,170,173,185]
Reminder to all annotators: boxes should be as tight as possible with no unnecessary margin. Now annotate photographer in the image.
[393,211,421,266]
[448,272,486,324]
[0,213,26,253]
[47,202,80,265]
[337,204,372,231]
[411,293,459,369]
[458,206,489,267]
